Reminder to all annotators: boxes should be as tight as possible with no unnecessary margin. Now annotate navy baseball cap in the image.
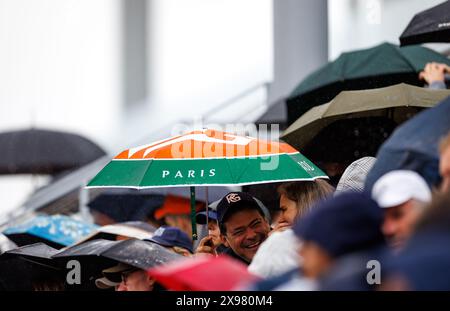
[146,226,193,253]
[293,192,384,258]
[196,210,218,225]
[217,192,266,225]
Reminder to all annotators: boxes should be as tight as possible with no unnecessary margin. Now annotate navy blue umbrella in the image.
[88,193,165,223]
[365,95,450,191]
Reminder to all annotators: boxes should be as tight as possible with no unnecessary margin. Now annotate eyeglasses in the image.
[120,269,139,286]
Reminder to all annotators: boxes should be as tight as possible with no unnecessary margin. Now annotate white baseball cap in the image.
[372,170,432,208]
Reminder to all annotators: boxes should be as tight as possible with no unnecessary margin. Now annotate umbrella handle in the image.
[190,186,198,240]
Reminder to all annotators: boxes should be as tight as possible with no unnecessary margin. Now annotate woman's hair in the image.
[277,179,335,218]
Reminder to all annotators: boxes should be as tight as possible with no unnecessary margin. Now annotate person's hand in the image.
[195,235,218,256]
[269,221,291,235]
[419,62,449,85]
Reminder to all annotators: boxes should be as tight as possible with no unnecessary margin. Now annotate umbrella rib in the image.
[137,159,155,189]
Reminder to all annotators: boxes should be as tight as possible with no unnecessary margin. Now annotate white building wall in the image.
[115,0,273,148]
[0,0,274,216]
[328,0,447,60]
[0,0,123,216]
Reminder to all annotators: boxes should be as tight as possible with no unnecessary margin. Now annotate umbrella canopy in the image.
[4,242,59,260]
[0,128,106,175]
[75,221,156,245]
[282,84,450,151]
[87,187,236,223]
[87,129,327,188]
[51,239,118,291]
[52,238,182,290]
[88,193,165,223]
[286,42,450,125]
[400,1,450,46]
[0,243,63,290]
[87,129,327,239]
[52,239,118,258]
[365,95,450,190]
[53,238,181,270]
[147,255,260,291]
[0,233,17,254]
[3,214,98,249]
[101,238,183,271]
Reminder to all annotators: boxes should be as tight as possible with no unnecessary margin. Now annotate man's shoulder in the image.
[224,248,250,265]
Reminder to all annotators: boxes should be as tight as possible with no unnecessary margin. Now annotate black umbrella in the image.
[52,239,119,291]
[54,238,182,270]
[0,243,64,290]
[52,238,182,289]
[400,1,450,46]
[101,238,183,271]
[52,239,118,260]
[0,128,106,175]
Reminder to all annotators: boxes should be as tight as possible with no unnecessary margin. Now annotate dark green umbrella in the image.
[286,42,450,125]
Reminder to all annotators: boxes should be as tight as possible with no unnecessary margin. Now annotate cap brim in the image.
[95,277,120,289]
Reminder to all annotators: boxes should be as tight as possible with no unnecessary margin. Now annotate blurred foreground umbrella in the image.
[3,214,98,249]
[400,1,450,46]
[286,42,450,125]
[282,84,450,163]
[0,128,106,175]
[365,95,450,190]
[87,129,327,239]
[0,243,63,290]
[147,255,260,291]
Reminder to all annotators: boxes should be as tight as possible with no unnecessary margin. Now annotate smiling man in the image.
[215,192,270,265]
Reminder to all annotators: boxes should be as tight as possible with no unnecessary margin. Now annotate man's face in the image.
[440,146,450,193]
[222,209,270,262]
[382,200,422,250]
[116,270,155,291]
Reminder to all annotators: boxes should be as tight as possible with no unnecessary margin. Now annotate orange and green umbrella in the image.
[87,129,327,238]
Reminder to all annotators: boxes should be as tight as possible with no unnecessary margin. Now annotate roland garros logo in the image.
[226,193,241,204]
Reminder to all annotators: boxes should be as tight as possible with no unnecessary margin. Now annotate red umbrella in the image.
[147,255,260,291]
